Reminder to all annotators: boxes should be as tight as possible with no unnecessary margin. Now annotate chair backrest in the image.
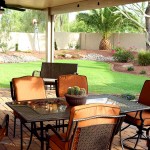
[66,104,123,150]
[0,114,9,141]
[56,74,88,97]
[10,76,46,101]
[40,62,78,79]
[138,80,150,106]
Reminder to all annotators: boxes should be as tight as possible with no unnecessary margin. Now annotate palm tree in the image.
[76,7,141,50]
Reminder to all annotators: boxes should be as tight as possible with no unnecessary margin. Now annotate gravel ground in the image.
[0,52,114,63]
[0,53,40,63]
[82,53,114,62]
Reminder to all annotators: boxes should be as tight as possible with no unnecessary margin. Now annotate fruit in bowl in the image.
[65,86,87,106]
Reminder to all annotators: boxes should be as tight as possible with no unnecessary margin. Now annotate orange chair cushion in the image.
[49,104,120,150]
[12,76,46,101]
[125,110,150,126]
[67,103,120,135]
[57,74,88,97]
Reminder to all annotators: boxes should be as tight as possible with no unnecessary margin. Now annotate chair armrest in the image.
[32,70,41,77]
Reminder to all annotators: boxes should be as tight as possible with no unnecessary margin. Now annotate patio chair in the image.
[10,76,46,137]
[55,74,88,131]
[32,62,78,90]
[121,80,150,149]
[46,103,125,150]
[0,114,9,141]
[55,74,88,97]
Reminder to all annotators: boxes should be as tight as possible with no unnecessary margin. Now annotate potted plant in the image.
[65,86,87,106]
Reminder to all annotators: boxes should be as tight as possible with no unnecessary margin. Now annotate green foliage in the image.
[74,86,80,95]
[127,66,134,71]
[113,47,125,52]
[0,30,12,53]
[76,7,142,35]
[68,43,74,49]
[113,50,134,63]
[121,94,136,100]
[67,86,86,96]
[140,70,146,74]
[1,9,46,33]
[54,14,69,32]
[69,20,94,32]
[79,88,86,95]
[75,43,80,49]
[138,52,150,66]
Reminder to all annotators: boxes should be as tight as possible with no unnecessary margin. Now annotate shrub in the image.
[138,52,150,66]
[139,70,146,74]
[113,46,125,52]
[75,43,80,49]
[121,94,136,100]
[113,50,134,63]
[127,66,134,71]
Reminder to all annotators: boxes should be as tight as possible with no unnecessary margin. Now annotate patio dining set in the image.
[0,62,150,150]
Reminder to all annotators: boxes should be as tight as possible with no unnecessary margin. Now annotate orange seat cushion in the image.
[125,110,150,126]
[57,74,88,97]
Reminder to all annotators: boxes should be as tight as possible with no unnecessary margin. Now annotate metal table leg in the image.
[20,121,23,150]
[40,122,44,150]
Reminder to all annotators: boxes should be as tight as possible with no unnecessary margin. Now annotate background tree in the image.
[145,2,150,50]
[75,7,142,50]
[0,9,46,33]
[54,14,69,32]
[118,2,150,50]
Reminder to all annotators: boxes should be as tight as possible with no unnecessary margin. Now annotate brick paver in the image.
[0,89,148,150]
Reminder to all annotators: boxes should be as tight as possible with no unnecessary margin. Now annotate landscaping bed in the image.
[1,50,150,76]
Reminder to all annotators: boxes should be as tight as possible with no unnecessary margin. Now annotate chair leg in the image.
[146,127,150,150]
[6,114,9,136]
[13,116,16,137]
[121,127,146,150]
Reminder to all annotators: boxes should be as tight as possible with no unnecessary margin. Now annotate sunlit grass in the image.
[0,59,149,95]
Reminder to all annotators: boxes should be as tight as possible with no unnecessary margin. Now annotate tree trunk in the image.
[145,1,150,51]
[99,38,111,50]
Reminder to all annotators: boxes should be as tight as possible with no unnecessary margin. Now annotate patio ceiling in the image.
[5,0,149,14]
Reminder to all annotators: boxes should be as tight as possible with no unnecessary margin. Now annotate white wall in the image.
[7,32,146,52]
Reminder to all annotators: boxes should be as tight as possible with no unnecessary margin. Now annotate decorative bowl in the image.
[65,94,87,106]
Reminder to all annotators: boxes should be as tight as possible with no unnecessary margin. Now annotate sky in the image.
[69,12,77,22]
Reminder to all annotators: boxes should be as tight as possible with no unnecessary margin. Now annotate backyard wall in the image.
[7,32,146,52]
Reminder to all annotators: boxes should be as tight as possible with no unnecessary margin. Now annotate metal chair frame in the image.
[121,80,150,150]
[46,114,125,150]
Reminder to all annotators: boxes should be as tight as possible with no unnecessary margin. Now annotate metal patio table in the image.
[6,94,150,150]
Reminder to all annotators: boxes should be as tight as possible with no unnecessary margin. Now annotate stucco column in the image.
[46,8,54,62]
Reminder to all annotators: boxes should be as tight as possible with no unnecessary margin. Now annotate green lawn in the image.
[0,59,149,95]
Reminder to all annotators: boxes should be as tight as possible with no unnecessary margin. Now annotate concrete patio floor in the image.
[0,89,148,150]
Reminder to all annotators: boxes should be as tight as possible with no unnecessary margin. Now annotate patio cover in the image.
[5,0,148,62]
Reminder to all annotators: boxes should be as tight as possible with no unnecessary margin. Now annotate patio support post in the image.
[46,8,54,62]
